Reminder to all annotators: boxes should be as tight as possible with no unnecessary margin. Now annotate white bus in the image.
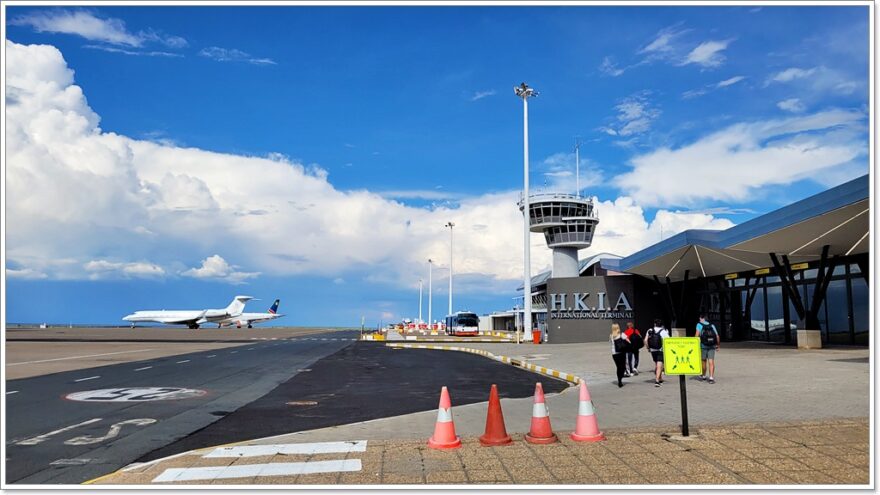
[444,311,480,336]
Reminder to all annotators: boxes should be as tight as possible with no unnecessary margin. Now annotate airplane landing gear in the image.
[188,323,200,329]
[247,324,253,328]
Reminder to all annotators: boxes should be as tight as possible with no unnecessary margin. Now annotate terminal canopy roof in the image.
[601,175,869,281]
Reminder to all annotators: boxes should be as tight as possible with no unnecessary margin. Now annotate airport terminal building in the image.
[488,175,869,347]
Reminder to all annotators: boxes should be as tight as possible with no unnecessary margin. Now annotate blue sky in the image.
[4,5,870,326]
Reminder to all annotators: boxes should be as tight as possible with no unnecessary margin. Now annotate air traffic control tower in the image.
[519,193,599,278]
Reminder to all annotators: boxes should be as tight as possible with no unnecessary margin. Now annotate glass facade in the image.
[698,255,868,346]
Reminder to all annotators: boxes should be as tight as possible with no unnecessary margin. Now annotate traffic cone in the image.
[479,384,512,446]
[570,381,606,442]
[524,382,558,444]
[427,386,462,449]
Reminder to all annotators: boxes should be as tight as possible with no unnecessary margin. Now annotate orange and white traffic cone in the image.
[427,386,462,449]
[525,382,558,444]
[479,384,512,446]
[570,381,605,442]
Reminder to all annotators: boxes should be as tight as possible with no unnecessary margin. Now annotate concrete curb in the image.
[384,343,582,385]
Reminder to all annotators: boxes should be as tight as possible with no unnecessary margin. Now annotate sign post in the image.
[662,337,702,437]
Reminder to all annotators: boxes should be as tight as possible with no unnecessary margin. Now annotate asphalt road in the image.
[5,330,359,485]
[142,343,569,461]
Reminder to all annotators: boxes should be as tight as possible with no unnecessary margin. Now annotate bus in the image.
[444,311,480,336]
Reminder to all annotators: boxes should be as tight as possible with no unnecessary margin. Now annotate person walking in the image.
[610,323,630,388]
[623,321,643,376]
[645,318,670,387]
[696,313,720,383]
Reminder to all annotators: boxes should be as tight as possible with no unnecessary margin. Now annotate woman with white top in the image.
[610,323,630,388]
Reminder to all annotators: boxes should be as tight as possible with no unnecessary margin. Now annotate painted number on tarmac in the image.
[65,418,157,445]
[66,387,207,402]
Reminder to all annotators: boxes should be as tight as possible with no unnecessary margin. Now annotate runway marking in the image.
[50,458,92,466]
[176,360,191,364]
[75,376,101,382]
[16,418,103,445]
[7,390,19,395]
[206,355,217,358]
[230,351,238,354]
[134,366,153,372]
[65,418,157,445]
[152,459,362,482]
[320,338,328,341]
[247,348,255,351]
[67,387,207,402]
[7,349,158,366]
[204,440,367,458]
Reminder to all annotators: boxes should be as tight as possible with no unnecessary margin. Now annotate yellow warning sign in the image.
[663,337,703,375]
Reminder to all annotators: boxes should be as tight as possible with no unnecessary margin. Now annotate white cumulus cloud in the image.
[10,10,186,48]
[5,40,740,293]
[84,260,165,279]
[198,47,276,65]
[615,109,867,206]
[182,255,260,284]
[679,39,734,68]
[777,98,806,113]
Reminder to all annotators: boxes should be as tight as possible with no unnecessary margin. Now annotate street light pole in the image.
[575,138,581,197]
[445,222,455,317]
[515,82,537,343]
[418,278,423,324]
[428,259,433,328]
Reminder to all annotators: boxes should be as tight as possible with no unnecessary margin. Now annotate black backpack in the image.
[647,328,663,349]
[699,323,718,347]
[629,331,644,350]
[613,336,630,353]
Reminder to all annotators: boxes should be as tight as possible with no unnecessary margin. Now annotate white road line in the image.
[16,418,103,446]
[134,366,152,372]
[204,440,367,458]
[7,390,19,395]
[7,349,158,366]
[206,355,217,358]
[74,376,100,382]
[176,360,190,364]
[152,459,362,483]
[247,348,255,351]
[50,458,92,466]
[230,351,238,354]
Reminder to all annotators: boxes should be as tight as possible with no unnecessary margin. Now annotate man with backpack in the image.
[623,322,643,377]
[645,319,670,387]
[696,313,720,384]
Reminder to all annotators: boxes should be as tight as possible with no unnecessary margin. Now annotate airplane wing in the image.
[157,311,207,325]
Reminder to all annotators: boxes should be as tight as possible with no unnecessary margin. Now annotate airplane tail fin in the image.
[268,299,280,314]
[226,295,253,316]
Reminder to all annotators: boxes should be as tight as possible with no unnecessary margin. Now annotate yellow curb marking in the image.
[385,343,580,385]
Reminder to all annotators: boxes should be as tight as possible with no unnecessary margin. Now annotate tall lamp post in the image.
[445,222,455,317]
[515,82,537,343]
[418,278,423,324]
[427,259,433,328]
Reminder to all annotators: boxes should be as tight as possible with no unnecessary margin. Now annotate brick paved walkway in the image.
[94,418,868,486]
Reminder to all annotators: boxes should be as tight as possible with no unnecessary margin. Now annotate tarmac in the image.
[87,338,871,486]
[6,327,343,379]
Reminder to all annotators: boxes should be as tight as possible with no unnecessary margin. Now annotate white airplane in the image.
[217,299,284,328]
[123,295,253,329]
